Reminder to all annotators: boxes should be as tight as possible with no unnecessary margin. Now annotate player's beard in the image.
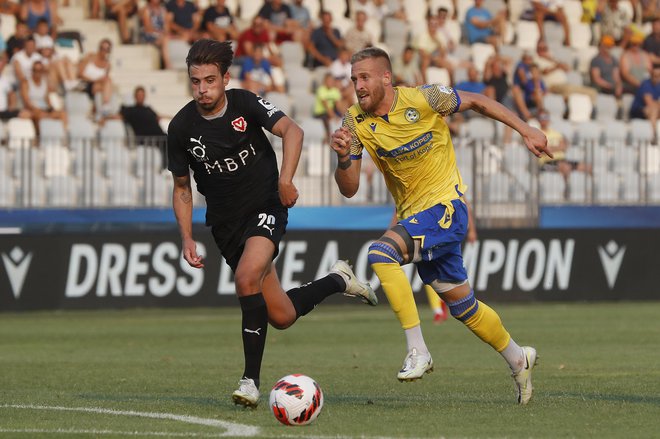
[358,83,385,114]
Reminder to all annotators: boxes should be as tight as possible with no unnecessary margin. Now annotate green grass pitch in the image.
[1,302,659,438]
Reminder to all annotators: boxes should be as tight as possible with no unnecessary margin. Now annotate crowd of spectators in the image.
[2,0,660,147]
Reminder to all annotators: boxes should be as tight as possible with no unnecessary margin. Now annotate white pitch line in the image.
[0,404,259,437]
[0,428,230,437]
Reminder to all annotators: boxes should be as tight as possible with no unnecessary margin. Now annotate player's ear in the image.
[223,71,230,85]
[383,70,392,86]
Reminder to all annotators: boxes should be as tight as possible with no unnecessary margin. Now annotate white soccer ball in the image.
[269,374,324,426]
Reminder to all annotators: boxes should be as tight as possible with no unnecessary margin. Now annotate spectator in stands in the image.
[454,64,486,94]
[20,60,66,130]
[352,0,391,21]
[166,0,200,44]
[20,0,60,35]
[483,52,513,106]
[120,85,167,168]
[32,17,52,48]
[6,20,29,60]
[620,31,652,94]
[306,10,344,68]
[590,35,623,97]
[537,110,590,182]
[629,63,660,141]
[530,0,570,46]
[393,45,423,86]
[120,85,165,136]
[330,47,355,103]
[0,52,31,121]
[643,18,660,64]
[36,35,79,92]
[413,14,455,83]
[534,39,598,100]
[258,0,298,44]
[139,0,171,69]
[12,36,42,84]
[78,38,114,116]
[235,16,275,67]
[513,59,547,121]
[201,0,237,43]
[290,0,312,34]
[0,0,20,17]
[240,43,282,95]
[435,7,458,57]
[344,10,373,55]
[633,0,660,22]
[599,0,633,46]
[464,0,506,46]
[313,72,344,143]
[100,0,138,44]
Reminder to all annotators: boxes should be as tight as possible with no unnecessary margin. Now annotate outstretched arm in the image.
[457,90,552,158]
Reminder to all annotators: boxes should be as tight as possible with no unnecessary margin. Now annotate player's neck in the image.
[374,87,395,117]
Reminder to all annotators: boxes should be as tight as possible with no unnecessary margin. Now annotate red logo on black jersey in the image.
[232,116,247,132]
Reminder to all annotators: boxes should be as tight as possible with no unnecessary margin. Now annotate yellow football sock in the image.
[424,284,441,311]
[372,262,420,329]
[462,301,511,352]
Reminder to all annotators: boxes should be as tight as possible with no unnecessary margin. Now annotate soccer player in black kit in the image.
[167,39,378,408]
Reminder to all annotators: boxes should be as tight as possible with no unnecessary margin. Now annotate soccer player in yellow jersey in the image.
[331,47,551,404]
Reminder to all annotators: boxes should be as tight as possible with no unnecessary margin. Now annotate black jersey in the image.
[168,89,286,225]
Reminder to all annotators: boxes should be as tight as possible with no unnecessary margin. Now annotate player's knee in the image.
[367,241,403,266]
[269,312,296,330]
[446,288,478,322]
[234,270,261,295]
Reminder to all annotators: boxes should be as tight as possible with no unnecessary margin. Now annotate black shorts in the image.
[211,205,288,272]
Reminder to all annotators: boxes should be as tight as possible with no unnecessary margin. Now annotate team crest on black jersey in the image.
[405,108,420,123]
[232,116,247,132]
[188,136,208,162]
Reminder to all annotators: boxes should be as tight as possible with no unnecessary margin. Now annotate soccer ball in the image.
[269,374,324,426]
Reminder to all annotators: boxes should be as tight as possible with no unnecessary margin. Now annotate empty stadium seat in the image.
[594,93,618,121]
[540,172,566,202]
[567,93,593,123]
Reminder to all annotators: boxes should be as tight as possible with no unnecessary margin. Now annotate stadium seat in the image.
[540,172,566,202]
[48,175,79,206]
[515,21,540,49]
[7,118,36,149]
[383,17,410,58]
[620,94,635,121]
[552,118,576,144]
[570,23,593,50]
[290,89,316,120]
[503,143,532,172]
[280,41,305,67]
[612,145,638,174]
[575,120,603,144]
[426,66,451,85]
[568,170,589,202]
[603,120,629,146]
[265,91,292,117]
[0,175,16,207]
[470,43,495,72]
[64,92,92,117]
[544,93,566,120]
[287,66,313,94]
[621,170,641,202]
[487,173,513,202]
[594,172,620,202]
[594,93,618,121]
[567,93,593,123]
[648,174,660,202]
[39,119,66,149]
[167,40,191,70]
[629,119,654,144]
[43,145,72,178]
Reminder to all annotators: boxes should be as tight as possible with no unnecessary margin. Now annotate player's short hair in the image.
[350,47,393,73]
[186,39,234,75]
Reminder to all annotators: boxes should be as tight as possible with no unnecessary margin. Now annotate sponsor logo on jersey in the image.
[232,116,247,132]
[404,108,420,123]
[188,136,208,162]
[258,98,280,117]
[355,114,365,123]
[376,132,433,158]
[369,122,377,132]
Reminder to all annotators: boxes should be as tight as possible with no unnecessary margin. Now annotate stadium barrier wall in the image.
[1,227,658,311]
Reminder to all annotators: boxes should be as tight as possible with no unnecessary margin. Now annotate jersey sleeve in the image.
[418,84,461,117]
[341,110,364,159]
[245,90,286,131]
[167,116,191,176]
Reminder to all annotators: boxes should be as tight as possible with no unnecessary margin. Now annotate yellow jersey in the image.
[344,84,467,219]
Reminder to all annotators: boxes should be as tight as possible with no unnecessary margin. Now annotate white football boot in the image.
[330,260,378,306]
[397,348,434,382]
[232,378,260,408]
[512,346,538,405]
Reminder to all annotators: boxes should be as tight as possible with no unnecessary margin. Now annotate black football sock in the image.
[239,293,268,388]
[286,274,345,318]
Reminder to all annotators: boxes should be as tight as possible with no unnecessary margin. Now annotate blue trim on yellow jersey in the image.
[453,90,462,114]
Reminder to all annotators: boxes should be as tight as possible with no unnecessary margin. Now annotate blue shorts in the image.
[399,199,468,285]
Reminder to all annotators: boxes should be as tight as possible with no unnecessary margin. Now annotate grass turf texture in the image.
[1,303,659,438]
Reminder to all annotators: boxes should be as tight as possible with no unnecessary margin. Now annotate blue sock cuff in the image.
[368,241,404,265]
[447,289,478,321]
